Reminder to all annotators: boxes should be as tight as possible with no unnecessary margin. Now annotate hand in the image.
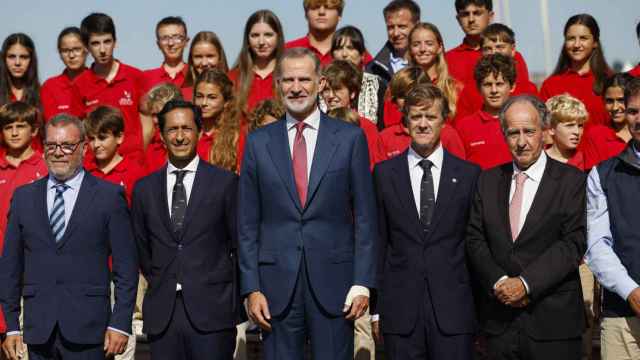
[344,295,369,320]
[2,334,25,360]
[103,330,128,357]
[627,287,640,317]
[494,277,526,305]
[247,291,272,331]
[371,319,382,344]
[509,295,530,308]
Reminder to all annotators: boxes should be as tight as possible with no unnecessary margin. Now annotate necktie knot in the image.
[173,170,188,183]
[418,159,433,171]
[515,171,527,186]
[295,121,307,134]
[54,183,69,194]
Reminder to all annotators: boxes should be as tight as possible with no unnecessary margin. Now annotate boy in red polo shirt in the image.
[445,0,529,89]
[456,54,514,169]
[72,13,145,160]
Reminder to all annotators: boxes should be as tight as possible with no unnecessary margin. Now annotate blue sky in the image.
[1,0,638,80]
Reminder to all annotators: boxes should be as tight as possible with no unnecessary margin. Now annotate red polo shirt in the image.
[285,34,373,67]
[198,125,248,173]
[359,115,387,170]
[540,69,609,126]
[581,124,627,170]
[85,155,145,206]
[382,98,403,128]
[380,123,466,160]
[40,69,86,121]
[456,110,512,170]
[566,150,585,171]
[198,131,214,162]
[144,129,168,174]
[181,86,193,102]
[445,39,530,87]
[72,61,145,156]
[629,64,640,77]
[228,68,275,114]
[141,63,188,95]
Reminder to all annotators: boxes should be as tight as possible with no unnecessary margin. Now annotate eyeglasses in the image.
[43,141,82,155]
[158,35,186,44]
[59,47,84,56]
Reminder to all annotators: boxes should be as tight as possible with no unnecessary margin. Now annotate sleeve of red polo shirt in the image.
[382,98,403,128]
[514,80,539,97]
[69,80,88,119]
[40,77,60,121]
[514,51,530,83]
[441,124,466,159]
[453,85,483,128]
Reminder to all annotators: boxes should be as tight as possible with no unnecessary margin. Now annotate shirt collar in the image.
[479,110,499,123]
[286,107,321,131]
[633,141,640,160]
[48,168,85,190]
[389,51,408,66]
[407,143,443,171]
[513,151,547,183]
[167,155,199,175]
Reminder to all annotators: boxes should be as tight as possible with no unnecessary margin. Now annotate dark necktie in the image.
[171,170,188,234]
[418,159,435,229]
[292,121,308,206]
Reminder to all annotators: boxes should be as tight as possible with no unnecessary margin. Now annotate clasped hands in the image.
[494,277,529,308]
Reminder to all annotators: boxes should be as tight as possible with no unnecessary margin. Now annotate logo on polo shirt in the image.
[119,91,133,106]
[470,141,486,147]
[0,179,6,185]
[57,105,70,110]
[86,99,99,107]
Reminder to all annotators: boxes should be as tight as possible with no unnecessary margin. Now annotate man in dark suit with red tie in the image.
[466,95,586,360]
[371,84,480,359]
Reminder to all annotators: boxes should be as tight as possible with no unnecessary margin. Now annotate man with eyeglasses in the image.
[141,17,189,95]
[0,113,139,360]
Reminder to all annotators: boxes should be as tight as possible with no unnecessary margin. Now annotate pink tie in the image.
[292,121,308,206]
[509,172,527,241]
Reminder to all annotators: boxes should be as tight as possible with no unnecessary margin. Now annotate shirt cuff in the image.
[519,276,530,294]
[371,314,380,322]
[107,327,131,337]
[344,285,370,306]
[493,275,508,290]
[5,331,21,336]
[618,277,640,302]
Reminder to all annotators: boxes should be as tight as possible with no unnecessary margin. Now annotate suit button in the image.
[177,244,183,251]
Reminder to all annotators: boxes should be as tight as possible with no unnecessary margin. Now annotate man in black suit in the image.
[371,84,480,359]
[131,100,240,360]
[466,95,586,359]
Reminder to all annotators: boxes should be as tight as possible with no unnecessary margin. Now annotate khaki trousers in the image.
[601,317,640,360]
[354,309,375,360]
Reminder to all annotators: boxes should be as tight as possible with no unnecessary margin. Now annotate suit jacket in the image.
[466,158,587,340]
[372,149,480,336]
[238,113,377,317]
[0,173,138,344]
[132,159,241,335]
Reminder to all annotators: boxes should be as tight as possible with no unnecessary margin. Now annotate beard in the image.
[283,94,317,117]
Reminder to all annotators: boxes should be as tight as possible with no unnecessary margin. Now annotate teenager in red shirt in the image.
[456,54,514,169]
[544,94,587,170]
[455,23,538,123]
[193,69,245,173]
[41,28,87,121]
[0,33,40,108]
[285,0,343,66]
[445,0,530,89]
[182,31,229,101]
[540,14,612,126]
[582,73,634,170]
[229,10,284,120]
[320,60,387,169]
[72,13,145,160]
[380,66,466,159]
[143,83,184,174]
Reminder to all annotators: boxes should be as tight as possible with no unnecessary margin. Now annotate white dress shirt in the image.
[286,107,320,179]
[509,151,547,235]
[407,144,443,215]
[166,155,199,291]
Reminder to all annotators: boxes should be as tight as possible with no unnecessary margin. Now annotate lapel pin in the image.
[452,178,458,183]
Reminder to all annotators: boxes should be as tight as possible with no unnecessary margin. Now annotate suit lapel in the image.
[390,151,422,235]
[425,152,459,241]
[499,164,514,244]
[266,119,302,212]
[306,115,339,208]
[36,178,56,245]
[57,173,98,248]
[158,167,177,241]
[516,159,558,243]
[179,161,207,241]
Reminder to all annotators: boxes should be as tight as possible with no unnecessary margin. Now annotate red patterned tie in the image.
[292,121,308,205]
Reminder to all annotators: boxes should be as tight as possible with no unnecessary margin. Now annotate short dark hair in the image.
[275,47,321,80]
[155,16,187,38]
[86,106,124,137]
[304,0,345,16]
[0,101,39,129]
[474,54,516,89]
[402,84,450,125]
[57,27,82,50]
[383,0,421,23]
[323,60,363,98]
[331,26,366,56]
[157,99,203,132]
[624,77,640,107]
[80,13,116,45]
[482,23,515,45]
[455,0,493,12]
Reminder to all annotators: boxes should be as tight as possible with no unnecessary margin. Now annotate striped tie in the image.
[50,183,69,242]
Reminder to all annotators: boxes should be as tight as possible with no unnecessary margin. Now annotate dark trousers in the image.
[28,326,104,360]
[486,316,582,360]
[262,256,354,360]
[384,281,473,360]
[148,293,236,360]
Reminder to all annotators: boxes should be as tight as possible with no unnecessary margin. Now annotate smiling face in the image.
[385,9,416,54]
[409,27,442,69]
[88,131,123,162]
[44,123,86,181]
[249,21,278,61]
[191,42,220,75]
[321,83,354,111]
[194,82,225,120]
[161,107,200,164]
[157,24,188,63]
[5,44,31,79]
[564,24,597,66]
[277,55,323,120]
[604,86,626,126]
[503,101,545,170]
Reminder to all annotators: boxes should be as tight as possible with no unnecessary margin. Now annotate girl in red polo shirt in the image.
[228,10,284,120]
[0,33,40,108]
[193,69,245,173]
[540,14,612,126]
[407,22,463,119]
[182,31,229,101]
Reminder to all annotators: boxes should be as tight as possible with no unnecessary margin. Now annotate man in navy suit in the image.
[371,84,480,359]
[132,100,241,360]
[238,47,377,360]
[0,114,138,360]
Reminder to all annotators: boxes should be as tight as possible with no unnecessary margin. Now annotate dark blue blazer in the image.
[238,113,378,317]
[0,173,138,345]
[372,150,480,335]
[132,160,242,335]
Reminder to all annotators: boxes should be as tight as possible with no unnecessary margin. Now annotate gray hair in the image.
[274,47,321,80]
[46,113,86,141]
[499,95,551,134]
